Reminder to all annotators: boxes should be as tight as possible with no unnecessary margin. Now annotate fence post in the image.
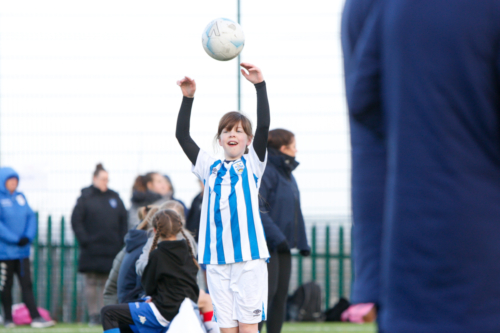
[338,226,344,298]
[59,217,65,321]
[325,225,330,309]
[297,255,303,287]
[45,216,52,312]
[33,212,39,301]
[72,239,79,322]
[311,225,316,281]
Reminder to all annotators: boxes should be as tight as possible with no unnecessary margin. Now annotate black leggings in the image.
[101,304,135,332]
[0,259,40,322]
[259,250,292,333]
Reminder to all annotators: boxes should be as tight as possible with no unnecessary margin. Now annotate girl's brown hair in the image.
[132,175,147,192]
[158,200,186,224]
[214,112,253,154]
[137,205,158,230]
[149,209,199,269]
[268,129,295,151]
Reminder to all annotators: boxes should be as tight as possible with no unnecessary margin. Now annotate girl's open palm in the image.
[177,76,196,98]
[241,63,264,84]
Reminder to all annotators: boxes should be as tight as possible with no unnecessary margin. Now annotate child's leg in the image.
[232,259,268,333]
[18,258,42,320]
[101,304,135,331]
[198,290,220,333]
[206,265,239,330]
[0,260,16,322]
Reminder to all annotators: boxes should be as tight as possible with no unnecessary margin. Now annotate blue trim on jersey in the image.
[229,166,243,262]
[262,302,266,321]
[213,164,228,264]
[253,174,259,187]
[204,160,222,264]
[241,156,260,259]
[104,329,120,333]
[204,188,212,264]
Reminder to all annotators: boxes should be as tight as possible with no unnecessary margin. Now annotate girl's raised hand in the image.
[177,76,196,98]
[240,63,264,84]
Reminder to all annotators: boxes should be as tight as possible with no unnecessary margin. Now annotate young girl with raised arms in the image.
[175,63,270,333]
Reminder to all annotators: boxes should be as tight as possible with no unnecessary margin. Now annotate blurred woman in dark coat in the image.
[259,129,310,333]
[71,163,127,325]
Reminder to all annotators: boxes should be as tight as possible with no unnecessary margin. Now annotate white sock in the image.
[204,321,221,333]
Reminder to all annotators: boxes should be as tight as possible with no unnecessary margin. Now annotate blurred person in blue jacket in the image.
[0,167,55,328]
[342,1,500,331]
[258,129,310,333]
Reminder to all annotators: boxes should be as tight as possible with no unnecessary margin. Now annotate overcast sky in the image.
[0,0,350,227]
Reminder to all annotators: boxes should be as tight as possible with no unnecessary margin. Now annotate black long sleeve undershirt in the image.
[175,81,270,165]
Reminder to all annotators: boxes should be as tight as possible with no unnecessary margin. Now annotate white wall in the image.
[0,0,350,224]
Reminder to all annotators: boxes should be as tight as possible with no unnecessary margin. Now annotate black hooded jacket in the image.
[71,185,128,273]
[259,148,310,252]
[141,239,199,321]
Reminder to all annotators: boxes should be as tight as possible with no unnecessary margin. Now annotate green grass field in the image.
[0,323,376,333]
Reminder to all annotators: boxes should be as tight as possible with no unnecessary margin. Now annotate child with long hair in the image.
[175,63,270,333]
[101,209,201,333]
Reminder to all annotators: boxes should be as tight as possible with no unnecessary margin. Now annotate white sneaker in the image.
[31,317,56,328]
[4,320,16,328]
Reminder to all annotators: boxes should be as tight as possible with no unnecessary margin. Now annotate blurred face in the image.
[147,174,171,196]
[280,136,297,157]
[93,171,109,192]
[5,178,18,194]
[219,122,251,160]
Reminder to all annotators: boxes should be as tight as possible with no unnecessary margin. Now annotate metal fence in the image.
[7,214,352,323]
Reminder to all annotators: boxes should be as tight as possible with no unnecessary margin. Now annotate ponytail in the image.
[149,224,162,256]
[180,228,200,269]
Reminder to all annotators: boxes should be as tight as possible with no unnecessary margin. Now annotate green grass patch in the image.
[0,322,377,333]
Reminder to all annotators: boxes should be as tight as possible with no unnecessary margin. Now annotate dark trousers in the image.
[259,250,292,333]
[0,258,40,322]
[101,304,135,332]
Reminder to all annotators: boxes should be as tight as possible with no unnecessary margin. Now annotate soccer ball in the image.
[202,18,245,61]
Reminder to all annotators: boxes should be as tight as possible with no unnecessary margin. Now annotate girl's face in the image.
[147,174,171,196]
[280,136,297,157]
[218,121,251,160]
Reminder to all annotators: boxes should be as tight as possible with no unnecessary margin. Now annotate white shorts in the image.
[206,259,268,328]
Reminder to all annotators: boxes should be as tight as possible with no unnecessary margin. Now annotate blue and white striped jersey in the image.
[192,145,270,265]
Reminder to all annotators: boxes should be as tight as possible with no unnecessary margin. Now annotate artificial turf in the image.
[0,322,377,333]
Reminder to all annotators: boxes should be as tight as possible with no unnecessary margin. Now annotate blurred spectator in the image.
[185,180,204,243]
[128,172,187,229]
[71,163,127,326]
[103,206,152,306]
[135,200,196,276]
[258,129,310,333]
[0,167,55,329]
[117,206,158,303]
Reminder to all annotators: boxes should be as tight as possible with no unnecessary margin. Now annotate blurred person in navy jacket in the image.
[341,0,384,308]
[0,167,55,328]
[343,1,500,332]
[258,129,310,333]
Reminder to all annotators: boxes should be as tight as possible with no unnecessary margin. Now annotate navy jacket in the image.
[347,1,500,332]
[259,149,309,252]
[341,0,385,304]
[0,167,37,260]
[117,229,148,303]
